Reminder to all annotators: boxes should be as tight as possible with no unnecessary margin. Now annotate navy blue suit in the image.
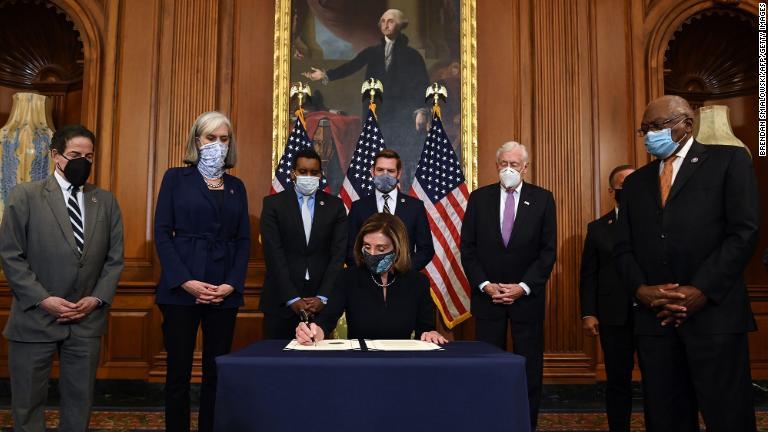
[153,166,251,432]
[154,166,250,308]
[346,193,434,271]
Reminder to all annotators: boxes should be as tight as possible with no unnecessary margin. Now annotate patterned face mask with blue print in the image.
[362,249,395,274]
[197,141,228,179]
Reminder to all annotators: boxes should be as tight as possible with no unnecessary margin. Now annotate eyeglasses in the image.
[636,114,688,137]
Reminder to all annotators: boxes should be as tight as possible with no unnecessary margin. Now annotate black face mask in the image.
[362,249,396,274]
[614,188,623,205]
[58,155,92,188]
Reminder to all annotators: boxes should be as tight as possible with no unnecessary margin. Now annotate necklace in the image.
[371,273,396,287]
[205,178,224,189]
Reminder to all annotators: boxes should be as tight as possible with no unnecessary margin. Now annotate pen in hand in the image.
[299,309,315,346]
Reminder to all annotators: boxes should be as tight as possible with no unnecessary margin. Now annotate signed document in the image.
[284,339,443,351]
[284,340,355,351]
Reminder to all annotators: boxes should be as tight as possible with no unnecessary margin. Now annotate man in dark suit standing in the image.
[460,141,557,430]
[0,125,124,431]
[346,149,434,271]
[615,95,759,432]
[260,148,347,339]
[579,164,635,432]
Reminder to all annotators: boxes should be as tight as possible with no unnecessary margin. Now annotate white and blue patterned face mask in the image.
[197,141,228,179]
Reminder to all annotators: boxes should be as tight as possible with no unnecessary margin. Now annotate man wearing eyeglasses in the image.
[614,95,759,431]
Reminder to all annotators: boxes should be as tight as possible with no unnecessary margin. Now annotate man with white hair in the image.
[460,141,557,431]
[304,8,429,189]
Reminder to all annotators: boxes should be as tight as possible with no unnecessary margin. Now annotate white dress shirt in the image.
[375,188,399,214]
[54,170,85,227]
[658,136,693,184]
[479,181,531,296]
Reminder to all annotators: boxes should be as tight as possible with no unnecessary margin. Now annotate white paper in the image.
[284,339,355,351]
[364,339,443,351]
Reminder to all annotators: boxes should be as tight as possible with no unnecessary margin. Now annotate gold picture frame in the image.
[271,0,477,190]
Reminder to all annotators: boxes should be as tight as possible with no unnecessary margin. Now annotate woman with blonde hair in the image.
[154,111,250,432]
[296,212,446,344]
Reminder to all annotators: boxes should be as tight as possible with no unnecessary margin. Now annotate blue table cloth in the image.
[214,340,530,432]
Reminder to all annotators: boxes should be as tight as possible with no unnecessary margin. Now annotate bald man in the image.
[614,95,759,431]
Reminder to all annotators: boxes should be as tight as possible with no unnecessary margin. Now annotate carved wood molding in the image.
[664,8,757,102]
[531,0,595,356]
[0,1,84,88]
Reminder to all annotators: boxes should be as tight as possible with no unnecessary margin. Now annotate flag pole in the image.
[289,81,311,129]
[425,82,448,120]
[361,77,383,119]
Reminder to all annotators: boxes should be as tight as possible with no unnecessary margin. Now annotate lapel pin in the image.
[524,201,530,206]
[319,201,325,206]
[230,189,234,194]
[608,219,613,225]
[400,198,405,203]
[91,196,97,203]
[691,157,699,163]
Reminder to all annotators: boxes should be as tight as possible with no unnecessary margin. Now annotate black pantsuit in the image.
[160,304,238,432]
[154,167,251,432]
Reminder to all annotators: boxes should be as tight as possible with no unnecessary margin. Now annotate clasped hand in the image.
[636,283,707,327]
[485,283,525,305]
[182,280,234,304]
[40,296,101,323]
[289,297,325,316]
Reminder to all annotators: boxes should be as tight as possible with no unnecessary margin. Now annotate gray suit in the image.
[0,175,124,431]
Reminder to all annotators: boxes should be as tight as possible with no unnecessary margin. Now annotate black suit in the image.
[260,189,347,338]
[346,192,434,271]
[460,182,557,430]
[579,210,634,431]
[615,142,759,432]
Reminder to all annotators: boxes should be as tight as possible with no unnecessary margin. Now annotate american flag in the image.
[409,112,471,328]
[270,116,328,194]
[339,107,386,210]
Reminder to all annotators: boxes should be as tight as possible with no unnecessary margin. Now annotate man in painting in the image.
[304,8,429,189]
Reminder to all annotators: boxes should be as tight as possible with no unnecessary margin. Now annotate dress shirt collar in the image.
[295,189,316,203]
[375,187,398,202]
[669,136,693,161]
[54,170,74,192]
[500,181,523,196]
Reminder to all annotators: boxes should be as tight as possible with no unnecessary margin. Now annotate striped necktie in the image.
[382,194,391,214]
[68,186,84,254]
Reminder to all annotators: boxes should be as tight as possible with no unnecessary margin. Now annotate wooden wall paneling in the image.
[231,0,276,265]
[532,0,595,382]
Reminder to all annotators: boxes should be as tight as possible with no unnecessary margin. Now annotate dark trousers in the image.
[636,331,756,432]
[475,317,543,431]
[263,312,300,339]
[599,324,635,432]
[160,304,238,432]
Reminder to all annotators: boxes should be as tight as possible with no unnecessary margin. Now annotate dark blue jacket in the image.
[154,166,250,307]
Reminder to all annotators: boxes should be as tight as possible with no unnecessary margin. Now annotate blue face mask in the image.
[644,119,687,159]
